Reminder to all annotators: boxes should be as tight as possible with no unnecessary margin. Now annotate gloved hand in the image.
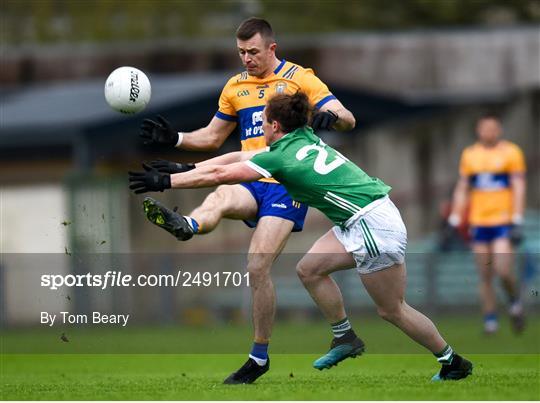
[128,163,171,194]
[509,224,524,246]
[311,110,338,130]
[439,223,457,252]
[140,115,179,146]
[149,159,196,174]
[438,213,462,250]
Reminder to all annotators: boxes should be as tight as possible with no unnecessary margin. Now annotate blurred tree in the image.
[1,0,539,45]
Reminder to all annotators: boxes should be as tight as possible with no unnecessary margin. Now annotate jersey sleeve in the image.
[245,150,283,178]
[459,148,471,177]
[215,79,238,122]
[508,144,526,173]
[299,68,336,110]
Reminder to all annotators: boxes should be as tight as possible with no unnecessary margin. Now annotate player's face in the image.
[237,33,276,78]
[476,118,502,145]
[262,109,279,144]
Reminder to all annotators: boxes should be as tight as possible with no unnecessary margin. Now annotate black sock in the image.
[331,317,352,338]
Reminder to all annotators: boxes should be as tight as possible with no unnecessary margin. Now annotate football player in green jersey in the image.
[129,92,473,381]
[137,18,355,384]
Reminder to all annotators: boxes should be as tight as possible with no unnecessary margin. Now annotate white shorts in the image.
[332,196,407,274]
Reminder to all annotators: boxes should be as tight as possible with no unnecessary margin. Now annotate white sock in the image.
[183,216,196,232]
[249,354,268,366]
[509,301,523,316]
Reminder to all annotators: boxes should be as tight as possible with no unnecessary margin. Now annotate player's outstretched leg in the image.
[296,230,366,370]
[491,238,526,334]
[361,263,473,382]
[313,327,365,370]
[142,197,194,241]
[144,185,257,241]
[509,302,526,334]
[223,357,270,384]
[473,244,500,334]
[189,184,258,234]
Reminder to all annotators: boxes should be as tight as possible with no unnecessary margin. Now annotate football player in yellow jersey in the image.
[449,114,527,334]
[137,17,355,383]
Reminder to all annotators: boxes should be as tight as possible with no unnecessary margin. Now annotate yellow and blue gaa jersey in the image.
[459,140,526,226]
[215,60,336,182]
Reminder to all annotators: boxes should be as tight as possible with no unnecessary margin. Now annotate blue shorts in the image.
[241,181,308,232]
[471,225,512,243]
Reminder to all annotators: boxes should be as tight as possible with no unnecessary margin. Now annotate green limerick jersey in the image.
[246,126,391,227]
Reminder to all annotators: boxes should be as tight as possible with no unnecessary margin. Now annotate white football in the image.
[104,66,151,114]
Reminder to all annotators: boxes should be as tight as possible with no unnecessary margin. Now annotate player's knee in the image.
[213,186,229,203]
[201,192,220,210]
[246,262,271,287]
[296,259,317,283]
[215,185,230,198]
[204,185,229,208]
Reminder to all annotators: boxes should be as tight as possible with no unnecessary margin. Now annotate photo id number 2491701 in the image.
[178,271,249,287]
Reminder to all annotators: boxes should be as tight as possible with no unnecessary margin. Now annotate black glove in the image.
[438,223,458,252]
[311,110,338,131]
[149,159,196,174]
[509,224,524,246]
[128,163,171,194]
[140,115,179,146]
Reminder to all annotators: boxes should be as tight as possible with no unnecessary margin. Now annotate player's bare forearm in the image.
[450,176,470,220]
[179,127,221,151]
[196,150,265,167]
[170,162,262,188]
[511,174,526,218]
[179,127,228,151]
[170,166,224,188]
[177,117,236,152]
[332,106,356,131]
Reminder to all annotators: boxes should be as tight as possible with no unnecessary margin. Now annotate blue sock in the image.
[484,312,497,322]
[249,342,269,365]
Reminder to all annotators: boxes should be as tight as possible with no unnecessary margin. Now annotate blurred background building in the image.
[1,0,539,328]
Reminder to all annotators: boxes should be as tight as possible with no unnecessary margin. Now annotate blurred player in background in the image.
[449,114,527,334]
[137,17,355,383]
[129,92,473,382]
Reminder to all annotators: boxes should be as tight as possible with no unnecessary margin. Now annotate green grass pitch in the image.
[1,317,539,400]
[2,354,538,400]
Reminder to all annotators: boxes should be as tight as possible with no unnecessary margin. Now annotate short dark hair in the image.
[236,17,274,42]
[266,92,312,133]
[478,112,501,122]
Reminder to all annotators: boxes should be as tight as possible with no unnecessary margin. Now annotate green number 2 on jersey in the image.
[295,140,348,175]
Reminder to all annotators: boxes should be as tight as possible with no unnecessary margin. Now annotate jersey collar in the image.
[273,59,286,75]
